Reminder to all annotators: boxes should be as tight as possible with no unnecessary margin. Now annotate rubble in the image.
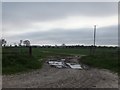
[66,63,82,69]
[47,56,83,69]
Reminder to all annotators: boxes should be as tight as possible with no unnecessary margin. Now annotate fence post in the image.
[29,46,32,56]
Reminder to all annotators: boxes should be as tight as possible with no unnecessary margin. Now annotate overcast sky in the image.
[2,2,118,46]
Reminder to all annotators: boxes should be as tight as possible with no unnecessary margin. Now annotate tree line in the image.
[0,39,30,47]
[0,38,117,48]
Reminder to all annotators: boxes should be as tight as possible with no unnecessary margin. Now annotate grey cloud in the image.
[2,2,117,24]
[2,2,118,46]
[6,26,118,45]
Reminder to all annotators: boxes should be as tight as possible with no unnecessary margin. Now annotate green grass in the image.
[2,47,119,74]
[3,49,43,74]
[80,51,119,73]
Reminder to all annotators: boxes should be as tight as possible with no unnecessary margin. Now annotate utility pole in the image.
[93,25,96,55]
[94,25,96,47]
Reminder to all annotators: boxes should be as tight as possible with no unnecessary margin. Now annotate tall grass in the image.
[2,47,43,74]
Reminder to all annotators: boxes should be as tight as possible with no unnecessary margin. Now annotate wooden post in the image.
[90,45,92,55]
[29,46,32,56]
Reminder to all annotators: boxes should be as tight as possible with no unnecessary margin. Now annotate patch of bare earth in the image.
[2,62,118,88]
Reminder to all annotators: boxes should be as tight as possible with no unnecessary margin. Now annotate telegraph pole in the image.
[93,25,96,55]
[90,25,96,55]
[94,25,96,47]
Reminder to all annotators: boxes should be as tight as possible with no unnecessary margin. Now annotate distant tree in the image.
[14,43,17,47]
[61,43,66,46]
[19,40,22,46]
[0,39,7,47]
[23,40,32,56]
[23,40,30,46]
[61,43,66,48]
[10,44,12,47]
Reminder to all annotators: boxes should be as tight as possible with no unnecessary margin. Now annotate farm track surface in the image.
[2,62,118,88]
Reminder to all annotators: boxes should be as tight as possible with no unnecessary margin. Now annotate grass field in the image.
[2,46,119,74]
[80,52,118,73]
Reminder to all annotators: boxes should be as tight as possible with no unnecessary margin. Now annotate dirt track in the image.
[2,62,118,88]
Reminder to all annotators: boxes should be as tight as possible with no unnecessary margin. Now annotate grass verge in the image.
[80,52,118,73]
[3,54,43,74]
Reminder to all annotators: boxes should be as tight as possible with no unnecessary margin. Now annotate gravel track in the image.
[2,62,118,88]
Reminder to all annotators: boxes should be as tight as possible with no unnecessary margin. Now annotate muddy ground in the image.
[2,61,118,88]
